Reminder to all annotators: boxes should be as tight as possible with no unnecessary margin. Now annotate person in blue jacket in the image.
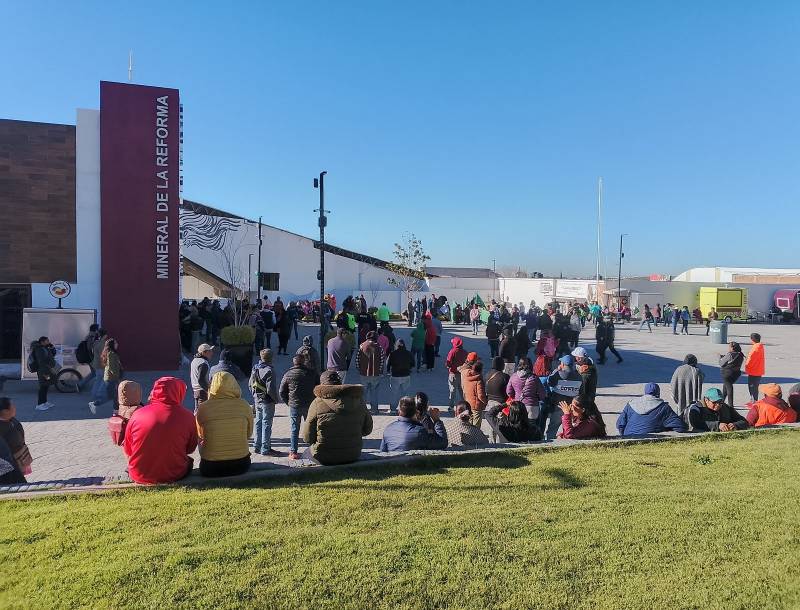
[380,396,448,452]
[616,383,687,436]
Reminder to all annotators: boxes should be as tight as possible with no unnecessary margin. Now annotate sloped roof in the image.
[425,266,498,278]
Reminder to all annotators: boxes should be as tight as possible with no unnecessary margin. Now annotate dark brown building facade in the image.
[0,119,77,283]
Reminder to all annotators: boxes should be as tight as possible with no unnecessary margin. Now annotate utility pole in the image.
[257,216,262,304]
[596,177,602,301]
[618,233,628,314]
[313,171,328,372]
[248,253,253,298]
[492,258,496,302]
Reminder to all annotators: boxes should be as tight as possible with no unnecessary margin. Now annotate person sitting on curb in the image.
[195,372,253,478]
[616,383,687,436]
[684,388,749,432]
[572,347,598,403]
[485,400,540,443]
[746,383,797,427]
[543,355,584,440]
[123,377,198,485]
[303,370,373,465]
[380,396,448,452]
[557,395,607,440]
[444,400,489,448]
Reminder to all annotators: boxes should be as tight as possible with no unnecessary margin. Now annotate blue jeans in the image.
[672,317,679,333]
[361,375,382,412]
[638,319,652,332]
[289,407,308,453]
[93,377,119,408]
[391,376,411,412]
[253,400,275,453]
[411,347,423,371]
[79,366,96,391]
[472,320,479,334]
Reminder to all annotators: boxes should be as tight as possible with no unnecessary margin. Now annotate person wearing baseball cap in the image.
[190,343,215,409]
[684,387,749,432]
[571,346,597,403]
[542,354,584,439]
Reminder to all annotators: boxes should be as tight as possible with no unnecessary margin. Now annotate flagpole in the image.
[596,177,602,299]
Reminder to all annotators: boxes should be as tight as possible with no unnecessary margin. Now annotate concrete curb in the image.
[3,424,798,501]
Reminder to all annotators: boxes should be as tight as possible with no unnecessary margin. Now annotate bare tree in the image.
[368,280,382,308]
[386,232,430,304]
[218,228,253,326]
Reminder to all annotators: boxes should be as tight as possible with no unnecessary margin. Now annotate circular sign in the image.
[49,280,71,300]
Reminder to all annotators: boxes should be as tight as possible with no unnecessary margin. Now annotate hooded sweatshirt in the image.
[303,384,374,465]
[446,338,468,374]
[195,372,254,462]
[461,367,488,412]
[744,343,765,377]
[296,336,320,375]
[411,322,426,350]
[616,394,687,436]
[117,380,143,420]
[746,395,797,427]
[123,377,198,484]
[506,370,546,418]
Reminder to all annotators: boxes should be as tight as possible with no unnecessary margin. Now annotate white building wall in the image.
[31,109,102,314]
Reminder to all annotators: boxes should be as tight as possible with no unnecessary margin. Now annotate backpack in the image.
[26,349,38,374]
[108,414,128,446]
[533,354,551,377]
[76,340,92,365]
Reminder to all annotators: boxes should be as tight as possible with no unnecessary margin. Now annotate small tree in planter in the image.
[386,232,430,306]
[220,325,256,377]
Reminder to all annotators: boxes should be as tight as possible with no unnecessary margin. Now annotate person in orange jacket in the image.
[743,333,765,402]
[746,383,797,427]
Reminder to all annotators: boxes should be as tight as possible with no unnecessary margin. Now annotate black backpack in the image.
[26,348,38,374]
[76,340,92,365]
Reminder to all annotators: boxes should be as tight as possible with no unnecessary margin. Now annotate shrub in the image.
[221,325,256,346]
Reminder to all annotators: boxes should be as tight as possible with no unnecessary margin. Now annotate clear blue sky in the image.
[3,2,799,277]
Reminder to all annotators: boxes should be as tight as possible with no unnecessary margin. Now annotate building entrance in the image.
[0,285,31,360]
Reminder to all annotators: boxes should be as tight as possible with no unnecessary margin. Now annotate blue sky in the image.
[3,2,799,277]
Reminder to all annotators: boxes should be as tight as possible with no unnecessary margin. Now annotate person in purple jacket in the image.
[505,357,546,423]
[616,383,687,436]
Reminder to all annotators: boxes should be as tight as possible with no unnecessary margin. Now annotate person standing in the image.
[637,304,653,332]
[356,331,384,413]
[670,304,679,334]
[505,356,546,423]
[719,341,744,406]
[445,337,468,411]
[249,349,281,456]
[461,358,488,427]
[470,304,481,335]
[279,355,320,459]
[77,324,101,391]
[498,328,517,375]
[595,317,623,365]
[743,333,765,403]
[525,307,539,341]
[423,316,437,371]
[296,335,320,377]
[680,306,691,335]
[669,354,705,418]
[486,318,501,359]
[287,301,300,341]
[572,347,598,404]
[326,328,352,383]
[706,307,719,336]
[654,304,662,326]
[276,308,292,355]
[387,339,413,414]
[431,314,443,357]
[190,343,214,409]
[31,337,57,411]
[377,302,391,324]
[260,306,275,349]
[89,338,122,415]
[410,321,425,373]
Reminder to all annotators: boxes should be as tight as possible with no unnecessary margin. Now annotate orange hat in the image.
[466,352,479,362]
[759,383,782,398]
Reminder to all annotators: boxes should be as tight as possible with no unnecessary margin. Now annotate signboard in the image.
[540,281,553,295]
[49,280,71,300]
[555,280,590,299]
[100,81,180,370]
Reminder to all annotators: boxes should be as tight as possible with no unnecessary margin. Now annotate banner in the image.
[100,81,180,370]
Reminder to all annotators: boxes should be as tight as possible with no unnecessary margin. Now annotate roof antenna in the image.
[128,50,133,82]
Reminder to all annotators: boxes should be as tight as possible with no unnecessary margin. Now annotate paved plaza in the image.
[4,320,798,487]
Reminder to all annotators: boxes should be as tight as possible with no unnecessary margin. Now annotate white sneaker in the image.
[45,401,55,409]
[88,402,97,415]
[35,403,51,411]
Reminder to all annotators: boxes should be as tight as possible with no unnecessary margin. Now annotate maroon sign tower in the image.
[100,81,180,370]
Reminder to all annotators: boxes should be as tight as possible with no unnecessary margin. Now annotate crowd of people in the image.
[5,296,798,487]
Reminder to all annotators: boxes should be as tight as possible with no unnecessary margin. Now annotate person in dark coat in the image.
[380,396,447,452]
[279,355,321,459]
[685,388,749,433]
[595,317,623,364]
[276,309,293,355]
[513,326,531,366]
[498,328,517,374]
[571,347,598,403]
[718,342,744,406]
[486,320,501,359]
[209,349,246,381]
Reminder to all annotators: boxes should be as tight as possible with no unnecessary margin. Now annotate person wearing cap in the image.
[460,354,487,426]
[572,347,598,403]
[295,335,320,376]
[249,349,281,456]
[387,339,413,414]
[685,388,749,432]
[356,330,385,414]
[444,401,489,448]
[543,355,584,439]
[670,354,705,418]
[445,337,468,411]
[746,384,797,427]
[616,383,687,436]
[190,343,215,409]
[302,370,373,465]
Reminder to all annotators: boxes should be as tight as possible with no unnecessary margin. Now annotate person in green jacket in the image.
[377,303,391,323]
[410,321,426,373]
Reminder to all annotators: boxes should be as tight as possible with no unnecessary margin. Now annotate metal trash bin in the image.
[709,320,728,344]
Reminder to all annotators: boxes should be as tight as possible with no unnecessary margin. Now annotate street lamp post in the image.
[618,233,628,314]
[313,171,328,372]
[248,253,253,299]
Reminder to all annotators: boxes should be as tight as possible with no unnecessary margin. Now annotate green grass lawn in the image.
[1,430,799,610]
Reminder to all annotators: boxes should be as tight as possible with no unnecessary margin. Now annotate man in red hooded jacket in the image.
[445,337,468,411]
[123,376,198,484]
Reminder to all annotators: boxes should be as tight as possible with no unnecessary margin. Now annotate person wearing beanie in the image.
[746,384,797,427]
[684,387,749,432]
[444,401,489,448]
[543,355,584,439]
[670,354,705,417]
[356,331,384,414]
[190,343,215,409]
[249,348,282,457]
[461,359,488,427]
[116,380,143,421]
[295,335,320,376]
[209,348,246,381]
[302,369,373,465]
[616,383,687,436]
[445,337,468,411]
[788,383,800,420]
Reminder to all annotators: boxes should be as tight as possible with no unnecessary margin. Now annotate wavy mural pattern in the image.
[179,210,241,251]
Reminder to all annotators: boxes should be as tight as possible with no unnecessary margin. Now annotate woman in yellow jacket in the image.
[195,372,254,477]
